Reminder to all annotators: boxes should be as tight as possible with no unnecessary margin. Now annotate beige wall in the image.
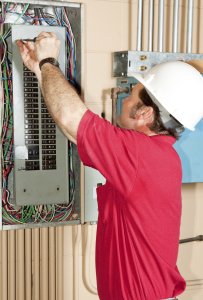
[63,0,203,299]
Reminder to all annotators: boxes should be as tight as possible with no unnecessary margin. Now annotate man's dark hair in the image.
[131,88,181,140]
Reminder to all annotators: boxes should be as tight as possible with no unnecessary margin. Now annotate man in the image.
[16,32,187,300]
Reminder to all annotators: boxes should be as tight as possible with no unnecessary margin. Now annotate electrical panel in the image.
[12,25,68,206]
[0,1,82,229]
[117,77,203,183]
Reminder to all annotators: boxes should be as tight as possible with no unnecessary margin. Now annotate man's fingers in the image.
[16,39,23,46]
[17,32,60,66]
[27,41,35,51]
[37,31,51,40]
[37,31,59,43]
[16,41,32,65]
[16,40,29,58]
[49,32,58,39]
[16,40,25,52]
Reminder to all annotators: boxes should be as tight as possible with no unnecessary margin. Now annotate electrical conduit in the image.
[73,225,81,300]
[84,224,98,294]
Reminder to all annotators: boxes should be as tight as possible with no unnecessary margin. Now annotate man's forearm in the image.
[36,63,88,142]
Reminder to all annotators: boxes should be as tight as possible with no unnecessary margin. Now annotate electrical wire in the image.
[1,2,76,225]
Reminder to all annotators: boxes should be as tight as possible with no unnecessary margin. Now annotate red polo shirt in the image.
[77,110,186,300]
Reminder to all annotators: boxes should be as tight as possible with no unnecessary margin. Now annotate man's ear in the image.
[138,106,153,119]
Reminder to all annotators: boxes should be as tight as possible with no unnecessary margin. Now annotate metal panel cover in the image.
[12,25,69,205]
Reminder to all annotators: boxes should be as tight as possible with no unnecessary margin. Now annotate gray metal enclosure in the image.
[1,0,83,229]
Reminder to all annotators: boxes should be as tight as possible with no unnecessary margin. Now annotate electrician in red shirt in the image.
[16,32,203,300]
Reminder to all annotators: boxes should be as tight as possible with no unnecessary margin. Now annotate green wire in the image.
[3,63,12,159]
[2,207,22,224]
[52,6,59,24]
[3,64,8,120]
[45,205,54,222]
[0,3,10,16]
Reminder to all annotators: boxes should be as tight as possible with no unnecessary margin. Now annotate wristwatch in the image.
[39,57,60,70]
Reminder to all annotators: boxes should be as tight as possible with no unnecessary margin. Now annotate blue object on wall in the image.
[117,77,203,183]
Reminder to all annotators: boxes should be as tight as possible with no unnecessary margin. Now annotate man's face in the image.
[116,82,144,130]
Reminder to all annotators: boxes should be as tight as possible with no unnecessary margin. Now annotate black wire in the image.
[39,8,54,26]
[61,9,63,25]
[37,8,42,25]
[34,8,38,24]
[67,51,70,69]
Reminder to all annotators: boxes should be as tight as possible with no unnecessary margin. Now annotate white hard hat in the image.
[129,61,203,131]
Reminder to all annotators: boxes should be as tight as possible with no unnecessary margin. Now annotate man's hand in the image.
[16,40,40,77]
[34,31,61,62]
[16,31,61,79]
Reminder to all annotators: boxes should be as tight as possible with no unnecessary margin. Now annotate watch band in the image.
[39,57,60,70]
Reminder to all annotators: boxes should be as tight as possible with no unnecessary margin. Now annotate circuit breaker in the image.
[116,77,203,183]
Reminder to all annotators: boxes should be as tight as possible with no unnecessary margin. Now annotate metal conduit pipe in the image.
[41,227,49,300]
[9,230,16,300]
[186,280,203,286]
[179,235,203,244]
[158,0,164,52]
[137,0,143,51]
[148,0,154,52]
[17,229,25,300]
[33,228,40,300]
[187,0,194,53]
[49,227,56,300]
[111,87,129,125]
[173,0,179,53]
[2,231,8,300]
[56,227,63,300]
[73,225,81,300]
[84,224,98,294]
[25,229,32,300]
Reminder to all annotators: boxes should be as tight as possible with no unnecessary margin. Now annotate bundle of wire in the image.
[0,2,76,225]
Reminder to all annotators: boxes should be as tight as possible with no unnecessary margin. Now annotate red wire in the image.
[22,4,32,18]
[0,24,4,61]
[2,115,9,143]
[0,4,6,24]
[9,4,16,11]
[53,7,60,25]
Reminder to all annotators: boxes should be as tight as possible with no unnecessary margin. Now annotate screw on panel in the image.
[90,222,97,225]
[24,189,26,192]
[57,187,59,191]
[140,55,147,60]
[139,66,147,71]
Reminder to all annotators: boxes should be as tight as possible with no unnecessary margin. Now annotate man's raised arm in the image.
[16,31,88,144]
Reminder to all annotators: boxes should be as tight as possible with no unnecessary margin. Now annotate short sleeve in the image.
[77,110,138,198]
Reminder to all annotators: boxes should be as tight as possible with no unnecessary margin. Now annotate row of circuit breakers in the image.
[24,68,55,169]
[12,25,69,207]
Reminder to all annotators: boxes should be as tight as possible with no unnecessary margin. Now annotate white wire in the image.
[0,38,6,65]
